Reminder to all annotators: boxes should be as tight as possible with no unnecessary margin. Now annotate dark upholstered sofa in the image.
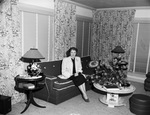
[34,56,94,105]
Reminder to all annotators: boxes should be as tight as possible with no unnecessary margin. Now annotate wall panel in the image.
[135,23,150,73]
[130,19,150,75]
[49,16,54,61]
[76,15,92,57]
[129,23,138,72]
[83,21,90,56]
[38,14,48,61]
[19,3,54,62]
[76,21,83,57]
[23,12,36,53]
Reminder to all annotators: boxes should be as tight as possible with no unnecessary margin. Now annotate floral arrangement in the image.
[88,56,130,87]
[26,63,41,77]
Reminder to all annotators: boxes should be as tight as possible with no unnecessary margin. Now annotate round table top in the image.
[93,83,136,94]
[15,74,45,82]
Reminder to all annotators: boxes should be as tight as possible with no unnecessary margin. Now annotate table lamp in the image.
[20,48,45,76]
[111,46,125,54]
[111,45,125,59]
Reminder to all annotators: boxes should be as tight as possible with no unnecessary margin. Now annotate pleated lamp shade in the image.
[20,48,45,63]
[111,46,125,53]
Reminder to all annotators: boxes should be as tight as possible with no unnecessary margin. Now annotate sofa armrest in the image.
[45,74,57,90]
[45,74,57,80]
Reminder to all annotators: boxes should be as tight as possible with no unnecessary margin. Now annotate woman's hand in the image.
[74,72,79,77]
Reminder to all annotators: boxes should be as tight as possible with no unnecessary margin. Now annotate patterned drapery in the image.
[54,0,77,60]
[91,9,136,62]
[0,0,24,104]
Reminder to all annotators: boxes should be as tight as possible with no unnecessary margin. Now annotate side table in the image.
[14,74,46,114]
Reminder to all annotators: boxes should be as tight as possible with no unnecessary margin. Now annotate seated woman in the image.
[61,47,89,102]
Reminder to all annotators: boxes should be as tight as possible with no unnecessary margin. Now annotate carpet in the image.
[4,81,150,115]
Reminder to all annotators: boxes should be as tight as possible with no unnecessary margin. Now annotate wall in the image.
[18,0,150,85]
[18,3,54,61]
[18,0,93,61]
[129,9,150,75]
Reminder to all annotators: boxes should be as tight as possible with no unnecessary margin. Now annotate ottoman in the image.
[129,94,150,115]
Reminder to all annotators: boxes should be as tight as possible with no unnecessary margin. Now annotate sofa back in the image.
[38,60,62,76]
[38,56,94,76]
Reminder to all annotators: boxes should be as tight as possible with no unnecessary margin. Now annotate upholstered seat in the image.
[53,78,75,90]
[129,94,150,115]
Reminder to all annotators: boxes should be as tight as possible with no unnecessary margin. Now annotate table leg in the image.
[21,91,46,114]
[31,97,46,108]
[21,91,32,114]
[99,93,126,107]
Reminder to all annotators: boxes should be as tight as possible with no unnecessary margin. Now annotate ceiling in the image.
[70,0,150,9]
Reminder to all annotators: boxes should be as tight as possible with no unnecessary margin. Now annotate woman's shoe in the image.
[82,96,90,102]
[84,98,90,102]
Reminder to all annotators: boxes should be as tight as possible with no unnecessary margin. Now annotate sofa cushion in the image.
[53,77,75,90]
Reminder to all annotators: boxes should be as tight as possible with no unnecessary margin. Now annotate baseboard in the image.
[127,72,146,83]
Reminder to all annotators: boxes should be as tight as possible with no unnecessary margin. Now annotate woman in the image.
[61,47,89,102]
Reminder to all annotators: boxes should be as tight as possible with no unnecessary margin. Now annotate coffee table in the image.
[93,83,136,107]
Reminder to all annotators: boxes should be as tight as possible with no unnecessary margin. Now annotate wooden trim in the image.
[146,41,150,73]
[61,0,95,10]
[81,22,84,57]
[76,15,92,22]
[21,11,24,55]
[133,23,139,73]
[18,3,54,16]
[36,14,38,48]
[48,16,50,61]
[88,23,91,55]
[97,6,150,11]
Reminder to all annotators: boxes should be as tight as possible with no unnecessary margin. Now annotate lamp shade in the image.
[111,46,125,53]
[20,48,45,63]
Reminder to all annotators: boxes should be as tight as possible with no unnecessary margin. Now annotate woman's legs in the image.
[78,83,88,100]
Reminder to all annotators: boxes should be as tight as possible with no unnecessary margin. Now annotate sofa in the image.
[34,56,95,105]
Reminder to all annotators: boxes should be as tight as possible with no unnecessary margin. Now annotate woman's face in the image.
[70,49,76,58]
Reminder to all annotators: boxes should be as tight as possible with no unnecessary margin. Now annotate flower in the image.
[26,63,41,76]
[88,57,130,87]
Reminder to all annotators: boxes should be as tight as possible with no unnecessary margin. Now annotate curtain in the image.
[91,9,136,62]
[0,0,24,104]
[54,0,77,60]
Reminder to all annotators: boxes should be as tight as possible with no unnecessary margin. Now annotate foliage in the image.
[26,63,41,77]
[89,57,130,87]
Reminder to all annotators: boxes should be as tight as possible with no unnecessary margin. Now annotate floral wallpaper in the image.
[91,9,136,62]
[54,0,77,60]
[0,0,25,104]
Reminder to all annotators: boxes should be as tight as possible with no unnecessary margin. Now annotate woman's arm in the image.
[76,57,83,73]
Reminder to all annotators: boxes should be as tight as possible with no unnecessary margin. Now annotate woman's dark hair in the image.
[66,47,78,57]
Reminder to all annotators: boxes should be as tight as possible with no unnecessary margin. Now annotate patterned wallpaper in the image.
[0,0,25,104]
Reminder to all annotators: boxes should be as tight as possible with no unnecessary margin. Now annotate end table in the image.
[14,74,46,114]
